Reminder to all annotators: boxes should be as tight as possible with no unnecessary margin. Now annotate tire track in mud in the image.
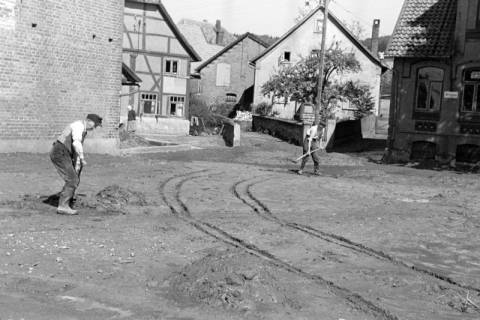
[159,171,398,320]
[233,176,480,295]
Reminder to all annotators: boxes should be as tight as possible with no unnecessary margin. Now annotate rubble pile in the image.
[168,248,301,312]
[95,185,147,212]
[234,111,252,122]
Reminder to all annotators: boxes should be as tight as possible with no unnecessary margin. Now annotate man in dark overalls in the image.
[50,114,102,215]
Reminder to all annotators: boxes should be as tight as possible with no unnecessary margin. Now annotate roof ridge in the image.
[250,5,385,69]
[195,32,268,72]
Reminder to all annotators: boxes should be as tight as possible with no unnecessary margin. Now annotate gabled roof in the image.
[250,5,386,71]
[385,0,457,58]
[196,33,269,72]
[122,63,142,86]
[178,19,237,47]
[177,21,224,70]
[127,0,201,62]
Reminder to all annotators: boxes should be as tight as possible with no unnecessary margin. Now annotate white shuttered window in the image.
[216,63,231,87]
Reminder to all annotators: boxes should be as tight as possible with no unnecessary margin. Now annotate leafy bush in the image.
[210,102,236,118]
[189,96,219,127]
[254,102,273,116]
[329,80,375,118]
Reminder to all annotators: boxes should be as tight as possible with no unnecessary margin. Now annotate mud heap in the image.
[169,248,301,312]
[95,184,147,211]
[0,185,147,215]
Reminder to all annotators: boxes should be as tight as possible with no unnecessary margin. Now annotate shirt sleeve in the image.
[71,121,85,159]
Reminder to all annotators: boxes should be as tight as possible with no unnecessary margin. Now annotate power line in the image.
[330,0,373,29]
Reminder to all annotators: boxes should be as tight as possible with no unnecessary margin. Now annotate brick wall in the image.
[0,0,124,153]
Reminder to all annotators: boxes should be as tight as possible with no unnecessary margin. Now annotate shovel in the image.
[291,148,322,163]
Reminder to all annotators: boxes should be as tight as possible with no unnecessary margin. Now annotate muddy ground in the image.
[0,132,479,320]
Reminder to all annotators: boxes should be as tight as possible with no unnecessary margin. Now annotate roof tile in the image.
[386,0,457,58]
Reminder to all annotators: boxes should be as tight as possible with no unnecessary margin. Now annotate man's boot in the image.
[57,186,78,215]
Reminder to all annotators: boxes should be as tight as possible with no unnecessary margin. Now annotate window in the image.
[311,49,321,58]
[278,51,291,66]
[462,69,480,112]
[314,18,324,33]
[140,93,158,114]
[477,2,480,29]
[415,67,444,112]
[216,63,231,87]
[168,96,185,117]
[165,59,178,75]
[226,93,237,103]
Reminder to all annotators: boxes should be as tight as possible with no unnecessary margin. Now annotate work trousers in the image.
[50,142,80,207]
[300,138,320,172]
[127,120,136,132]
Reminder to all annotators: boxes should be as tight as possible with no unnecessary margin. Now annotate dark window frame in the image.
[168,95,185,117]
[461,69,480,113]
[413,67,444,120]
[140,92,159,115]
[477,2,480,29]
[164,58,179,75]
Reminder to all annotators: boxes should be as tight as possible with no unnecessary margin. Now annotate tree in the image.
[261,43,374,119]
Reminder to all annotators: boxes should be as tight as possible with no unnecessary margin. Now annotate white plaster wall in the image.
[253,10,382,119]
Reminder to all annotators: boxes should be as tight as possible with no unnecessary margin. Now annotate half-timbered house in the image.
[121,0,200,135]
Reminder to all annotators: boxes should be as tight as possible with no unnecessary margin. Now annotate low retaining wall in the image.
[252,115,308,145]
[134,116,190,136]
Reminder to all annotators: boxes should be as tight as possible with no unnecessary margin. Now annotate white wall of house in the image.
[253,10,382,120]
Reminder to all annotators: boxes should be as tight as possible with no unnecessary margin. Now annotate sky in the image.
[161,0,405,38]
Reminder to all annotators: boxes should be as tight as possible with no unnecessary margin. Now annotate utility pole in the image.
[315,0,329,124]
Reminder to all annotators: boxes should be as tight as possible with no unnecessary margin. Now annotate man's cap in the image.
[86,114,103,127]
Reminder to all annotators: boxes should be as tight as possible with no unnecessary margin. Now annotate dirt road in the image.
[0,133,479,319]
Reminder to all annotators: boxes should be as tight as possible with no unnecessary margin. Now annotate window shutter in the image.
[216,63,231,86]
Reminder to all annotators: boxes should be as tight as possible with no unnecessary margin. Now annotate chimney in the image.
[215,19,224,45]
[370,19,380,57]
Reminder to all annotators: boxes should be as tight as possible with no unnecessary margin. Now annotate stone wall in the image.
[252,116,308,146]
